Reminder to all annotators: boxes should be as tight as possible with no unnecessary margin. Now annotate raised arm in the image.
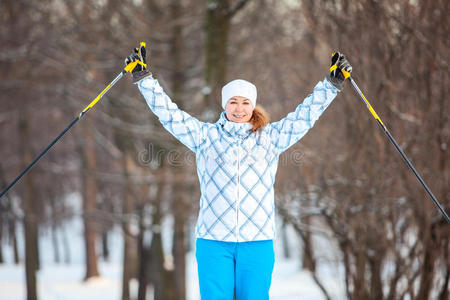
[138,78,206,152]
[267,52,352,154]
[126,44,206,152]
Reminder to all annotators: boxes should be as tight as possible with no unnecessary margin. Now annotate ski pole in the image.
[344,73,449,223]
[0,42,147,200]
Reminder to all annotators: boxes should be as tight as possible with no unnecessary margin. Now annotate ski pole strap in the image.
[124,41,148,73]
[124,60,147,73]
[342,69,351,79]
[330,64,351,79]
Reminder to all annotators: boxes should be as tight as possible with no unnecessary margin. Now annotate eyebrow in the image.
[231,97,250,102]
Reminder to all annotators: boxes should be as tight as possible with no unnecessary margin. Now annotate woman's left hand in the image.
[326,52,352,91]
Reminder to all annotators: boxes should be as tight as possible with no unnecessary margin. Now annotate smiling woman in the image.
[126,43,352,300]
[225,96,253,123]
[225,97,270,131]
[222,78,270,131]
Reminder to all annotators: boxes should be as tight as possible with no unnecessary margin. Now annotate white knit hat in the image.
[221,79,257,109]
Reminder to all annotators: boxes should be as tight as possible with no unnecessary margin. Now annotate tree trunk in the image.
[150,219,174,300]
[79,123,99,280]
[297,229,331,300]
[11,217,20,264]
[61,223,71,264]
[203,0,251,118]
[137,203,151,300]
[170,1,187,299]
[172,167,187,300]
[121,153,139,300]
[121,228,136,300]
[51,218,60,264]
[20,112,38,300]
[0,167,9,264]
[149,162,175,300]
[101,231,110,262]
[5,182,20,264]
[150,191,164,300]
[50,198,60,264]
[280,220,291,259]
[438,247,449,300]
[203,0,232,118]
[368,254,383,300]
[301,217,314,271]
[0,219,3,263]
[353,237,368,299]
[416,222,439,300]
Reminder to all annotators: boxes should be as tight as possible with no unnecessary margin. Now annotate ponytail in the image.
[249,105,270,132]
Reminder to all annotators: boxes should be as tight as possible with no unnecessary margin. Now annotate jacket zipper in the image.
[236,139,241,242]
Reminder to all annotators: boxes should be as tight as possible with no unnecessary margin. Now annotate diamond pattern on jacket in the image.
[139,77,338,242]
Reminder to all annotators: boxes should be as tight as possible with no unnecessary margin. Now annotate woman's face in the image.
[225,96,253,123]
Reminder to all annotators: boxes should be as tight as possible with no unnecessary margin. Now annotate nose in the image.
[235,103,245,111]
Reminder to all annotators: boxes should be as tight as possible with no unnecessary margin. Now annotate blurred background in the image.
[0,0,448,299]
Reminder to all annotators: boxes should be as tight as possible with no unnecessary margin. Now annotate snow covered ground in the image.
[0,254,344,300]
[0,196,346,300]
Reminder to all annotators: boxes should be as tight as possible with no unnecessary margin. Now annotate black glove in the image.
[125,43,151,83]
[326,52,352,91]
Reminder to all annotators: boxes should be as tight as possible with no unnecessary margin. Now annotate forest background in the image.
[0,0,448,299]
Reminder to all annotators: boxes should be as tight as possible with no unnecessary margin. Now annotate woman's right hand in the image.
[125,42,151,83]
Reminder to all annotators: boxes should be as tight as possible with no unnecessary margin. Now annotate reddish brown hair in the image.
[249,105,270,132]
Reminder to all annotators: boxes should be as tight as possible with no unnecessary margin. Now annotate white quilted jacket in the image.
[138,77,338,242]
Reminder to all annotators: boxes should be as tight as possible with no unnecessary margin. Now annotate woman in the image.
[126,45,352,300]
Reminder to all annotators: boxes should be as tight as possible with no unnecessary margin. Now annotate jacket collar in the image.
[216,112,252,137]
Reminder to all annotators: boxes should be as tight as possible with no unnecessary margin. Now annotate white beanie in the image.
[221,79,257,109]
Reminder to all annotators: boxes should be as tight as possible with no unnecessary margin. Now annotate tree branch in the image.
[226,0,251,18]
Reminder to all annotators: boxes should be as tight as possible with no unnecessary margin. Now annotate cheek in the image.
[245,109,253,121]
[225,104,234,113]
[225,111,233,120]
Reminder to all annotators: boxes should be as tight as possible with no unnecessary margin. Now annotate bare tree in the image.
[203,0,252,118]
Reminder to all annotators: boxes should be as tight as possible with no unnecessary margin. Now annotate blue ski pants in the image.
[195,238,275,300]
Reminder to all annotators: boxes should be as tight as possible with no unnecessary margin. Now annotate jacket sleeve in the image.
[138,77,206,152]
[267,78,338,154]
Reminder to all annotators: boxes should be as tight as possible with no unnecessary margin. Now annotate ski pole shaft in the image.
[348,77,449,223]
[0,42,147,200]
[0,70,126,200]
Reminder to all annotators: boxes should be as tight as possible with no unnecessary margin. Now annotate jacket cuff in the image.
[132,70,153,84]
[325,74,343,92]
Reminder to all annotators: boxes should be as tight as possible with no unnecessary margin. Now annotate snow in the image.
[0,255,345,300]
[0,263,122,300]
[0,195,346,300]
